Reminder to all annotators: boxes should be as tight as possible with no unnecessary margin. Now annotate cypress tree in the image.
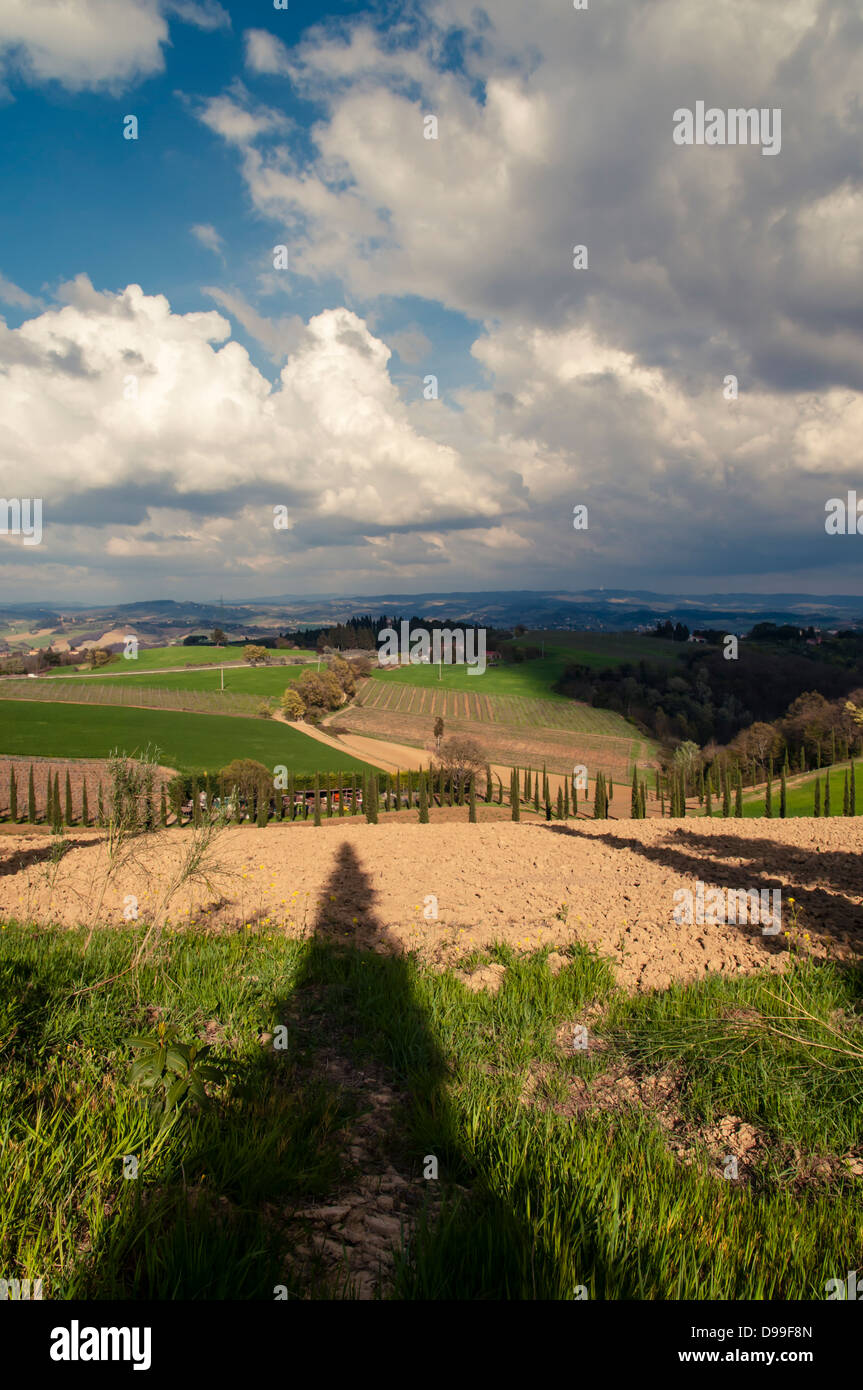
[51,773,62,832]
[9,765,17,822]
[735,766,743,817]
[564,780,570,818]
[524,768,532,801]
[81,780,89,827]
[764,770,772,818]
[419,770,429,822]
[438,767,445,806]
[542,765,549,804]
[326,772,333,818]
[533,778,540,813]
[350,772,357,816]
[780,766,787,818]
[705,779,712,817]
[160,785,168,826]
[608,775,613,808]
[631,767,639,818]
[510,768,520,821]
[824,770,831,817]
[28,764,36,822]
[193,777,203,826]
[545,795,552,821]
[497,776,503,805]
[556,786,563,819]
[469,775,477,822]
[814,777,821,817]
[722,766,731,818]
[852,760,857,816]
[337,771,344,817]
[97,781,105,827]
[485,764,493,803]
[654,769,660,800]
[594,772,607,820]
[314,773,322,826]
[639,781,647,819]
[65,770,73,825]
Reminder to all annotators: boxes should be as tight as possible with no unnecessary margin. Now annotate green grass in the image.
[51,646,317,675]
[63,664,313,697]
[721,761,863,818]
[0,702,375,775]
[371,653,573,700]
[2,916,861,1300]
[520,631,688,669]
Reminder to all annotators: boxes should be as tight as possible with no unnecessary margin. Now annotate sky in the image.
[0,0,862,603]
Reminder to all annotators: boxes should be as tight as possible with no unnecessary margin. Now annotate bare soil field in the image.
[3,817,860,992]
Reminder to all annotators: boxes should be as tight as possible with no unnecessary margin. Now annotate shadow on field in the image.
[0,837,93,877]
[72,839,557,1300]
[542,823,863,962]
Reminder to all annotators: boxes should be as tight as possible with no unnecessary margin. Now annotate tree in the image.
[9,765,17,822]
[852,759,857,817]
[419,770,429,823]
[824,770,831,817]
[351,772,358,816]
[365,774,378,824]
[510,767,520,821]
[485,763,494,803]
[314,773,322,827]
[328,655,356,700]
[705,779,712,817]
[28,765,36,823]
[52,772,62,831]
[433,717,444,752]
[564,780,570,818]
[220,758,270,807]
[81,780,89,827]
[243,645,270,666]
[469,776,477,822]
[556,786,564,819]
[435,736,485,793]
[65,770,73,825]
[814,776,821,816]
[211,628,227,646]
[85,647,113,668]
[280,688,305,720]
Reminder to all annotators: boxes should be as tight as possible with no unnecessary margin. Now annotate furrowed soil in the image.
[3,817,861,992]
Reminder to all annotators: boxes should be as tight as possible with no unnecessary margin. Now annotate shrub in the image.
[280,688,305,721]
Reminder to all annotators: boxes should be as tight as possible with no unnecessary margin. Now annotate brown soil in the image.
[3,817,861,992]
[0,756,174,824]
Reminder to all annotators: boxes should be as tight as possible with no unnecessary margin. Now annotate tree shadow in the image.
[541,823,863,963]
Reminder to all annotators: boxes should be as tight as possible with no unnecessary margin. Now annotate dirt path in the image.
[5,818,861,993]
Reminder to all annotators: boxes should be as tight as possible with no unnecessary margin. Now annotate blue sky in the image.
[1,0,862,602]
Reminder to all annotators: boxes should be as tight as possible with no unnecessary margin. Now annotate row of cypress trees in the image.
[4,764,106,826]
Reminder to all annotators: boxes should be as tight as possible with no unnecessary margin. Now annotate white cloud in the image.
[0,0,168,92]
[0,272,43,310]
[167,0,230,31]
[190,223,224,258]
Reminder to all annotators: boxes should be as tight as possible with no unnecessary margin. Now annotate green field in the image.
[737,762,863,818]
[520,632,688,669]
[50,645,317,675]
[0,702,374,775]
[2,924,860,1299]
[52,664,314,697]
[371,653,572,700]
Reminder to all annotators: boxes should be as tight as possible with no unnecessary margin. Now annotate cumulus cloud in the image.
[0,280,519,589]
[0,0,168,92]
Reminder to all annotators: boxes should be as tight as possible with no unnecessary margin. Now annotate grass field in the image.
[737,762,863,819]
[47,665,313,697]
[371,653,573,699]
[519,632,688,669]
[50,646,318,675]
[0,702,374,775]
[2,922,860,1299]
